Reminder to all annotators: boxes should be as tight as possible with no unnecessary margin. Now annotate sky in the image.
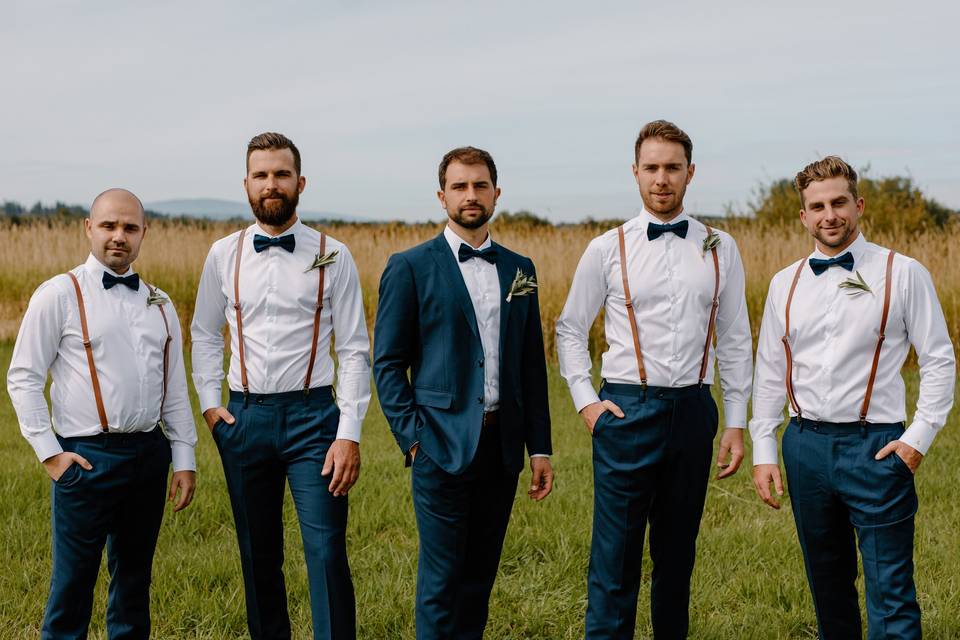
[3,0,958,222]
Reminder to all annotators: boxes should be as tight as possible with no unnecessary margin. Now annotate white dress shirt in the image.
[7,254,198,471]
[556,209,753,427]
[749,233,956,465]
[191,219,371,442]
[443,225,500,411]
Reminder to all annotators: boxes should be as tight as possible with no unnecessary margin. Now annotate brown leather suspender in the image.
[781,249,895,423]
[616,223,720,389]
[232,229,328,398]
[66,271,171,432]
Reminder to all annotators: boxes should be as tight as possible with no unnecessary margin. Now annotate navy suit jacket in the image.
[373,232,552,476]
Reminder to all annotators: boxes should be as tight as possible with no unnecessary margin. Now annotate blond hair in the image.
[795,156,858,205]
[634,120,693,164]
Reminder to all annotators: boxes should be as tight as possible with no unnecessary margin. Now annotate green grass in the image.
[1,342,957,638]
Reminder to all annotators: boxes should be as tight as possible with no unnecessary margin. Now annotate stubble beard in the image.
[642,184,687,221]
[814,221,856,249]
[250,190,299,227]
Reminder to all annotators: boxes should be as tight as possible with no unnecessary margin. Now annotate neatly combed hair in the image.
[247,132,301,175]
[795,156,858,204]
[438,146,498,189]
[634,120,693,164]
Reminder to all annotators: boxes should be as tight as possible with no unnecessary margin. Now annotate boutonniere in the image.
[305,250,338,273]
[146,290,169,306]
[702,232,721,254]
[838,270,873,296]
[506,268,538,302]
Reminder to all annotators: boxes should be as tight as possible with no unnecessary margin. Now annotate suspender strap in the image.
[617,225,647,388]
[67,272,109,432]
[233,228,249,397]
[145,282,172,418]
[860,250,895,423]
[698,226,721,386]
[303,233,327,394]
[781,259,806,418]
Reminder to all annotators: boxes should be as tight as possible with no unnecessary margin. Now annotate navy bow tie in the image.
[102,271,140,291]
[458,244,498,264]
[253,233,296,253]
[809,252,855,276]
[646,220,689,241]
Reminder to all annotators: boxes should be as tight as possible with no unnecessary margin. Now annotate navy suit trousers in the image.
[43,429,171,640]
[586,383,717,640]
[411,421,519,640]
[782,418,921,640]
[214,389,355,640]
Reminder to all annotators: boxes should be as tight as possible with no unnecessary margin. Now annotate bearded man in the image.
[191,132,371,639]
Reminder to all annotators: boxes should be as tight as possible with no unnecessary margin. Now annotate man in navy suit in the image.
[374,146,553,639]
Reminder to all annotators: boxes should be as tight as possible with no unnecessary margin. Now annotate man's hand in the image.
[410,443,419,462]
[528,457,554,501]
[203,406,235,432]
[168,470,196,512]
[42,451,92,481]
[875,439,923,473]
[715,428,745,479]
[579,400,624,434]
[752,464,784,509]
[322,439,361,497]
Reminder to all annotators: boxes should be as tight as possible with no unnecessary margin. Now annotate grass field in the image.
[1,341,958,638]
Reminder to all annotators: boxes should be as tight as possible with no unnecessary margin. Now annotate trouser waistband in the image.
[57,427,165,447]
[229,387,333,405]
[790,416,905,434]
[601,382,709,399]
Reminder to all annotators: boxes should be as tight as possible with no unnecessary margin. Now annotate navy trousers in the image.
[782,418,921,640]
[411,420,519,640]
[43,429,171,640]
[585,383,717,640]
[214,388,355,640]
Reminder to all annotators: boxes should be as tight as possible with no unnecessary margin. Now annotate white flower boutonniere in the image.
[702,232,721,254]
[506,268,538,302]
[146,290,169,306]
[838,270,873,296]
[305,250,339,273]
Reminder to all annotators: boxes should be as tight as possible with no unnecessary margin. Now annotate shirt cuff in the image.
[751,436,780,466]
[199,387,223,414]
[170,441,196,472]
[900,418,938,456]
[570,380,601,413]
[530,453,550,458]
[336,415,362,443]
[723,400,747,429]
[27,429,63,463]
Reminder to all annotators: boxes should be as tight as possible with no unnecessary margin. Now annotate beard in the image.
[249,189,299,227]
[813,221,856,248]
[449,202,493,229]
[641,184,687,220]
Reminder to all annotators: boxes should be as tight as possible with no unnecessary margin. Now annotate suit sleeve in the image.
[372,253,421,455]
[521,259,552,457]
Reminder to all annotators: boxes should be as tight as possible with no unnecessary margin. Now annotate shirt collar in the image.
[84,253,138,279]
[251,216,305,238]
[443,224,492,257]
[811,231,867,264]
[634,207,691,230]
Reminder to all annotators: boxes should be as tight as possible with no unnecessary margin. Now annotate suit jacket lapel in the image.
[427,234,480,340]
[495,244,513,364]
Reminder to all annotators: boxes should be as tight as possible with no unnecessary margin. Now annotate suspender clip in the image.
[859,419,867,438]
[243,389,249,408]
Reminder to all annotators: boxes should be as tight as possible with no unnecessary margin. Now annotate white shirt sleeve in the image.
[556,238,607,412]
[190,245,228,413]
[714,235,752,428]
[158,300,198,472]
[748,278,789,465]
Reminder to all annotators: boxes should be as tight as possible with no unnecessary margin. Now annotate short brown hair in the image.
[438,146,498,189]
[634,120,693,164]
[795,156,858,205]
[247,132,301,175]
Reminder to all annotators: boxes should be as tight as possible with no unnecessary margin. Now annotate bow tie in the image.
[253,233,296,253]
[102,271,140,291]
[458,244,498,264]
[809,252,854,276]
[646,220,689,241]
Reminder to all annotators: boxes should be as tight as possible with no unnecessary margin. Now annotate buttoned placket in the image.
[264,248,277,388]
[120,285,150,423]
[664,234,682,385]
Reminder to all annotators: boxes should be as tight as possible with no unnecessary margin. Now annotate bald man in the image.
[7,189,198,640]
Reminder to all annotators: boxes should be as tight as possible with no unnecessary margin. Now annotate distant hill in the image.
[145,198,363,221]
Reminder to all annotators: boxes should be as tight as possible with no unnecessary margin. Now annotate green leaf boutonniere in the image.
[146,290,169,306]
[305,250,339,273]
[702,232,721,254]
[506,268,538,302]
[838,270,873,296]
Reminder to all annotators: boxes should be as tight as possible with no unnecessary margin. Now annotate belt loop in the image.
[859,419,867,438]
[641,385,647,402]
[797,417,804,433]
[243,391,249,408]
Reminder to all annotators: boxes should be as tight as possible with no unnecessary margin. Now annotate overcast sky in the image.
[3,0,958,222]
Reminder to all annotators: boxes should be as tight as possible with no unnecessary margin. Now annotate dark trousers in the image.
[782,418,921,640]
[411,421,519,640]
[585,383,717,640]
[43,429,171,640]
[214,389,355,640]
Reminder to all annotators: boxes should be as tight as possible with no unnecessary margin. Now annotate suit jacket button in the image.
[477,397,484,404]
[478,359,484,367]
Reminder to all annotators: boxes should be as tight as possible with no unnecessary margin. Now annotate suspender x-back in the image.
[781,250,895,424]
[616,223,721,390]
[232,228,328,401]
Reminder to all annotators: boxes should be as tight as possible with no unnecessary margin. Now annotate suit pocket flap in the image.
[414,387,454,409]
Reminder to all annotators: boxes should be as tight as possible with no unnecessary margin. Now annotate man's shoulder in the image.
[771,258,807,287]
[492,241,533,267]
[391,235,442,262]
